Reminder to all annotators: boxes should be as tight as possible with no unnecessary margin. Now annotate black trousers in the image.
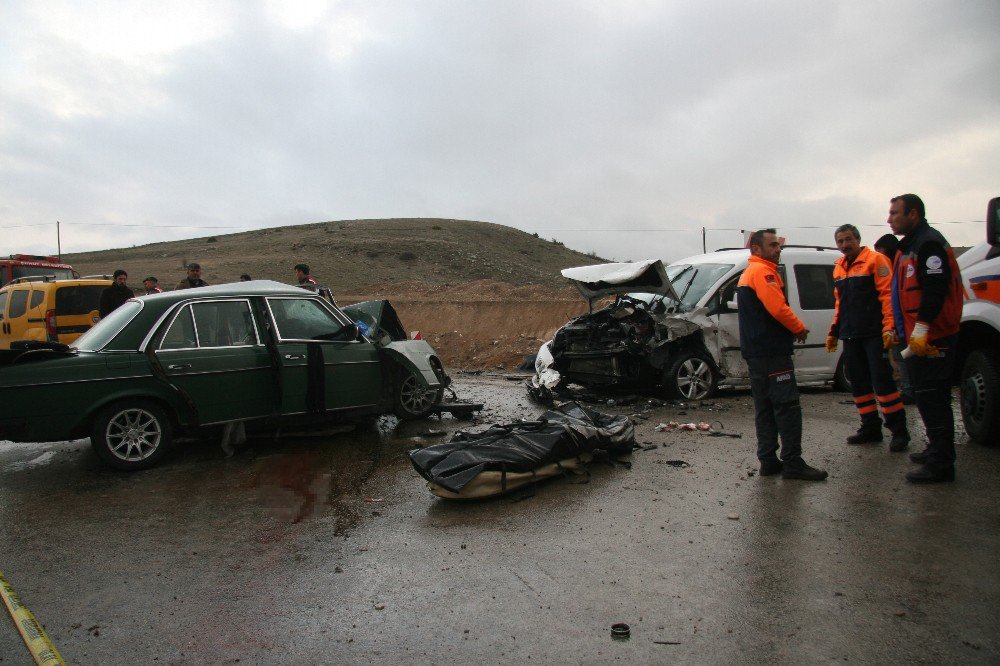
[843,336,908,437]
[905,335,957,469]
[747,355,803,465]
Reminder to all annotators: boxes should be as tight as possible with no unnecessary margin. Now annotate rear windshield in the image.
[73,300,142,351]
[11,266,75,281]
[56,285,105,315]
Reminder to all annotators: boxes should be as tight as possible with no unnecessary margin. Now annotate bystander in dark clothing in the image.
[737,229,828,481]
[295,263,318,292]
[99,269,133,318]
[142,276,163,295]
[176,263,208,289]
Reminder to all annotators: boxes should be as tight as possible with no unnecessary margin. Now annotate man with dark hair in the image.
[873,233,913,403]
[176,263,208,289]
[142,276,162,295]
[737,229,828,481]
[826,225,910,451]
[294,263,318,291]
[888,194,963,483]
[99,269,133,317]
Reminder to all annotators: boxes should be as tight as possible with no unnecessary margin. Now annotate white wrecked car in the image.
[532,248,846,401]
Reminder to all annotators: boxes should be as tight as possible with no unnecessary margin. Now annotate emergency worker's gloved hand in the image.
[825,335,838,353]
[794,327,809,344]
[908,322,939,357]
[882,330,895,350]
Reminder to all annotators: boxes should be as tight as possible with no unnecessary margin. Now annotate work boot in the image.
[905,465,955,484]
[781,461,828,481]
[909,448,930,464]
[759,461,783,476]
[846,427,883,445]
[888,435,910,452]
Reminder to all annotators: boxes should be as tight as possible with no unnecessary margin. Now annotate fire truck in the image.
[0,254,77,286]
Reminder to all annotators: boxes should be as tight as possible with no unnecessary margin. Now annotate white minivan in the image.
[533,246,846,400]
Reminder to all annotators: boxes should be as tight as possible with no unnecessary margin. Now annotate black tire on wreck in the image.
[664,351,717,401]
[91,399,174,470]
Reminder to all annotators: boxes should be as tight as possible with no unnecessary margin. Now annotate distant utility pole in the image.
[57,220,61,259]
[702,227,706,253]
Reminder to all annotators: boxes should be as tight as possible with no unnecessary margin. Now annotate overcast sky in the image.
[1,1,998,263]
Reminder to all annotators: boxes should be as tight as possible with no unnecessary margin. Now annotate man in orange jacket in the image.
[826,224,910,451]
[888,194,963,483]
[737,229,828,481]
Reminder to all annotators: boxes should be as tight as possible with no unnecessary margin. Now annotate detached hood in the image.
[561,259,680,302]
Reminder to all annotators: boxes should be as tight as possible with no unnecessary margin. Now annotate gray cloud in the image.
[1,0,997,263]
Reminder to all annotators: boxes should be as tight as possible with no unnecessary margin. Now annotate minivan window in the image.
[8,289,28,318]
[0,291,7,320]
[794,264,836,310]
[56,286,104,315]
[649,263,735,312]
[30,290,44,309]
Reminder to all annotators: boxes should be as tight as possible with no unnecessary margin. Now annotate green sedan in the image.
[0,281,448,470]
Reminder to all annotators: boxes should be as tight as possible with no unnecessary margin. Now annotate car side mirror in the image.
[726,298,738,310]
[341,323,361,341]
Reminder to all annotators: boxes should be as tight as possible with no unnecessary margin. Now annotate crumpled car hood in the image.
[561,259,680,303]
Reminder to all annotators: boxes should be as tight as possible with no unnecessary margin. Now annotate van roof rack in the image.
[9,275,57,283]
[80,275,113,280]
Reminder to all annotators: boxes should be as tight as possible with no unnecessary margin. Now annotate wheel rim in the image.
[676,358,713,400]
[105,407,162,462]
[400,374,436,414]
[962,370,987,428]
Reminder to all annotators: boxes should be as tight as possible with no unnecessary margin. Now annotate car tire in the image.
[664,352,717,401]
[91,400,174,470]
[960,349,1000,446]
[834,355,852,392]
[393,368,444,420]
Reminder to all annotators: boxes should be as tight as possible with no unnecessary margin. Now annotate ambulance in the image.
[957,197,1000,445]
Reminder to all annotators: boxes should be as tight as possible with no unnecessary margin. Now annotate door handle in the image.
[167,364,192,370]
[283,354,304,360]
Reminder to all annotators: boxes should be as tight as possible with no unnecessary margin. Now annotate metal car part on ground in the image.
[532,249,844,402]
[0,281,449,470]
[409,401,635,499]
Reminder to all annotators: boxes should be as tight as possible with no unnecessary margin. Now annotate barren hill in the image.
[65,218,605,297]
[64,218,607,369]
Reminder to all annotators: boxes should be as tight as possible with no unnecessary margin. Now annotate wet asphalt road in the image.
[1,373,998,664]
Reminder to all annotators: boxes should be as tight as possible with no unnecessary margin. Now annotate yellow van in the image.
[0,276,114,349]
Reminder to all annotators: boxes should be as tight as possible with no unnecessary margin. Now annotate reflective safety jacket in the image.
[829,246,894,340]
[892,220,963,342]
[737,255,806,359]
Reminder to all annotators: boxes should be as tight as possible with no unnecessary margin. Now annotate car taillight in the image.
[45,309,57,340]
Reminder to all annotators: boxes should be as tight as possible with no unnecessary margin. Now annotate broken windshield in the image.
[629,263,734,312]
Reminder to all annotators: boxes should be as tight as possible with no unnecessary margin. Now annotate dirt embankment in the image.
[340,280,589,370]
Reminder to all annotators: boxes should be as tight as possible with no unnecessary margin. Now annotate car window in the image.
[30,290,44,309]
[191,300,258,347]
[0,291,7,320]
[11,266,75,281]
[56,286,105,315]
[160,306,198,350]
[267,297,346,341]
[8,289,28,318]
[794,264,836,310]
